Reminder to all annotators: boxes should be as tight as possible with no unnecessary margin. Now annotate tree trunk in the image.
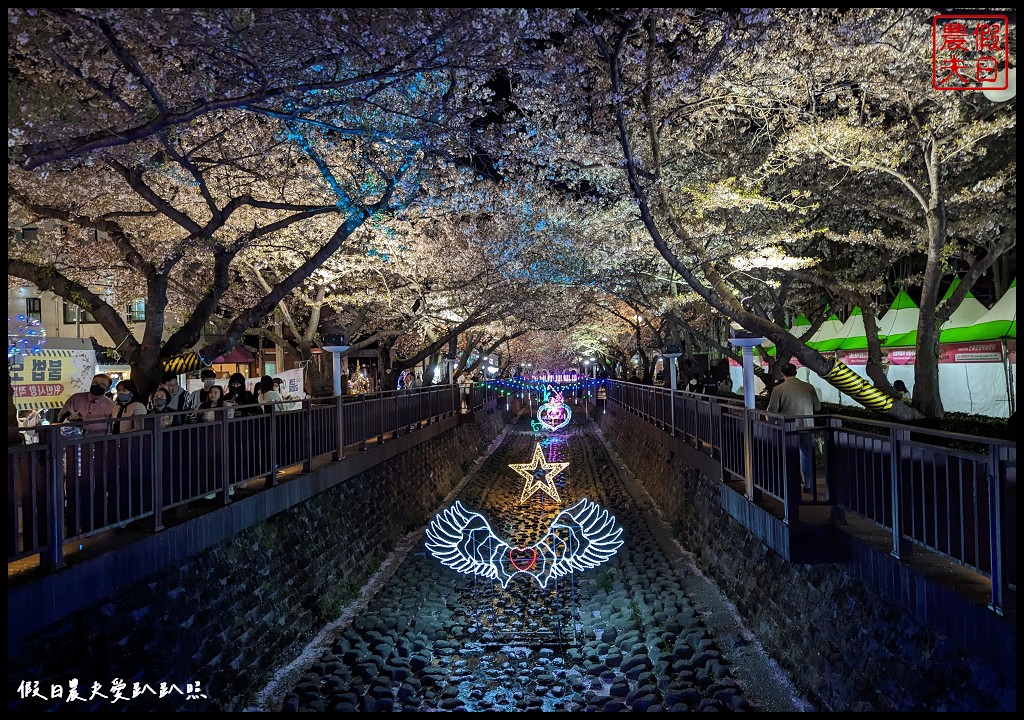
[911,214,947,419]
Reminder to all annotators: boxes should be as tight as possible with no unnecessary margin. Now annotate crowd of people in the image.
[43,369,310,533]
[51,369,301,439]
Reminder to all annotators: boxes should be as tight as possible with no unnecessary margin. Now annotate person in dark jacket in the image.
[223,372,259,416]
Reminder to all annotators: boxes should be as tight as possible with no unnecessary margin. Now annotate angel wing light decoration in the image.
[425,498,623,588]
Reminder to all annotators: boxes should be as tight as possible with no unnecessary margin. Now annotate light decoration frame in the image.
[8,314,46,361]
[509,442,569,504]
[536,385,571,431]
[425,498,624,589]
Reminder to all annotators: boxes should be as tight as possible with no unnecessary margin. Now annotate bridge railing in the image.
[604,379,1016,615]
[8,384,461,569]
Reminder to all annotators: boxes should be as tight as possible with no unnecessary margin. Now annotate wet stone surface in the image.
[275,420,760,712]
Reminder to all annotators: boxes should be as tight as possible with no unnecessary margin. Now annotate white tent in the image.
[885,278,989,347]
[815,308,864,352]
[945,278,1016,343]
[807,314,846,350]
[840,290,918,350]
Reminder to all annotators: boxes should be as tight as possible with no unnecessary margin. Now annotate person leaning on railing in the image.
[148,387,176,429]
[224,372,259,417]
[197,385,229,423]
[57,373,115,437]
[110,379,148,435]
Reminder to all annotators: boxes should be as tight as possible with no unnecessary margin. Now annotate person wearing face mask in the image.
[58,373,116,535]
[186,368,219,424]
[57,373,115,437]
[110,379,148,435]
[223,372,258,417]
[148,387,176,429]
[101,378,149,527]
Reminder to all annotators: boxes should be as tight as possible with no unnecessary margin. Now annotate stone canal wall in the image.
[8,408,507,712]
[597,402,1015,712]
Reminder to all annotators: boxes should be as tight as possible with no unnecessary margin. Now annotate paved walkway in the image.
[256,418,809,712]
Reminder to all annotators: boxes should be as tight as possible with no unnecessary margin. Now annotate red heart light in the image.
[509,547,538,571]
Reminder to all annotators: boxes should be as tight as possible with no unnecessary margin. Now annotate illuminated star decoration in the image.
[425,498,624,588]
[536,386,572,431]
[510,442,568,504]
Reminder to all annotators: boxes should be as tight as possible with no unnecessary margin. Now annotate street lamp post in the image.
[662,343,683,436]
[729,325,765,500]
[323,335,350,460]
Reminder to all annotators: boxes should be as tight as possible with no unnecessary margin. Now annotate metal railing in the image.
[8,383,490,571]
[604,379,1016,616]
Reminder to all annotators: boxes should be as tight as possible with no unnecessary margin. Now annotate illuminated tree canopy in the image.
[8,8,1015,418]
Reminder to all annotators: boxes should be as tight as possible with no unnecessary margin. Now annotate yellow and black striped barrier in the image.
[160,351,208,375]
[824,360,893,412]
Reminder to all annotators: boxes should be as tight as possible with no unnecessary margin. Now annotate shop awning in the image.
[212,346,256,364]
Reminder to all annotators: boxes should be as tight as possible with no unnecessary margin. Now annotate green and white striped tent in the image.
[942,278,1016,343]
[839,290,919,350]
[813,307,864,352]
[885,277,989,347]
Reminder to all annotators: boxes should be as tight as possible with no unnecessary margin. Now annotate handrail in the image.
[602,378,1015,616]
[8,383,477,572]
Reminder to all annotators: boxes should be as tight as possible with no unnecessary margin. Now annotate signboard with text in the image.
[841,341,1005,367]
[10,348,96,410]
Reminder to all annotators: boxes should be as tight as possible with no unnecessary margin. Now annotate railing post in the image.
[359,395,368,451]
[889,427,911,559]
[393,392,401,438]
[146,416,164,531]
[219,407,231,503]
[266,404,278,487]
[42,424,66,571]
[987,444,1006,615]
[378,391,385,444]
[742,407,756,500]
[824,417,846,526]
[669,387,676,437]
[782,419,800,525]
[334,394,345,460]
[304,399,314,472]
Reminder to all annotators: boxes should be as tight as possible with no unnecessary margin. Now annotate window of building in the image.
[127,299,146,323]
[62,302,98,325]
[25,297,42,323]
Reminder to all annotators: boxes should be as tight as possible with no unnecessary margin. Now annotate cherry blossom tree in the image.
[507,8,1015,419]
[8,8,562,396]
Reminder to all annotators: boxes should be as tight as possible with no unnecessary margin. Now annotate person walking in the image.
[766,362,822,493]
[56,373,116,535]
[108,378,149,525]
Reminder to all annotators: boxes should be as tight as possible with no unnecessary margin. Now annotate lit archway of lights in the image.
[425,498,623,588]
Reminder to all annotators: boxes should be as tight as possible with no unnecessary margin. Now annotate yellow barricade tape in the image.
[823,360,894,412]
[160,351,208,375]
